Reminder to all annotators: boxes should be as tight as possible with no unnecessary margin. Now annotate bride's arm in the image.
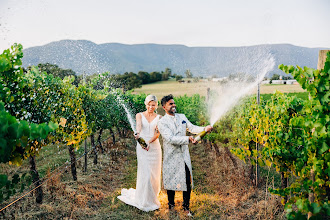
[135,113,142,139]
[148,116,162,144]
[148,126,160,144]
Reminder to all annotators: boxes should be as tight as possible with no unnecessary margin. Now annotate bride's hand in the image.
[146,141,151,151]
[134,132,140,139]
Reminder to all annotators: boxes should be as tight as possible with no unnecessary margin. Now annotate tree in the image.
[185,69,193,78]
[121,72,142,91]
[164,68,172,78]
[270,73,280,80]
[150,71,162,82]
[138,71,151,84]
[282,76,292,80]
[36,63,79,86]
[161,71,169,81]
[176,75,183,81]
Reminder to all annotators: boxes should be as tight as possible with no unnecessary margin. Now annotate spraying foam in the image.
[208,48,275,126]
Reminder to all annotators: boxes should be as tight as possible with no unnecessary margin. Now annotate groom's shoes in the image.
[183,207,193,217]
[168,203,175,210]
[184,210,193,217]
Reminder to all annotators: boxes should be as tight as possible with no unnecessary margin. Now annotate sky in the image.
[0,0,329,52]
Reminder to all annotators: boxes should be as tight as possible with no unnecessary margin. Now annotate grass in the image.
[132,79,306,98]
[132,78,214,98]
[1,134,285,219]
[258,84,305,94]
[261,92,309,101]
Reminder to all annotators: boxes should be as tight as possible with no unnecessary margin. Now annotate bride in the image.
[117,94,162,211]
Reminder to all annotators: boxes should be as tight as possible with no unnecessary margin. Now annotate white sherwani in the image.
[158,113,205,191]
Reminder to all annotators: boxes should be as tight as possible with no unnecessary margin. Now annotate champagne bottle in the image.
[194,130,207,142]
[135,133,148,149]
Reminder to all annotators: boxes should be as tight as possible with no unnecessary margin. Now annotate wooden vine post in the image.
[84,139,87,173]
[256,74,260,187]
[317,50,330,70]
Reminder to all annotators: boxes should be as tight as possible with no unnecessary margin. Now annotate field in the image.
[132,79,306,98]
[1,79,299,219]
[0,134,284,219]
[1,44,329,220]
[0,78,307,219]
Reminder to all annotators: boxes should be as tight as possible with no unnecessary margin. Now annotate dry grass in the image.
[132,79,305,98]
[132,79,214,98]
[0,135,286,219]
[256,84,305,94]
[193,142,285,220]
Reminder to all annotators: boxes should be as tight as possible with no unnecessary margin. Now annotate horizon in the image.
[20,39,329,51]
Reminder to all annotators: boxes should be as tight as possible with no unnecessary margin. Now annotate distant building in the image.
[261,80,298,85]
[212,77,228,82]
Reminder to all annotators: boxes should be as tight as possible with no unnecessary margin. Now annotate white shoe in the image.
[185,210,193,217]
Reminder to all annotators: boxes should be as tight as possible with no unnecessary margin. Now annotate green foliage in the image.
[113,91,147,131]
[0,44,28,120]
[185,69,193,78]
[0,172,32,204]
[137,71,151,84]
[120,72,143,91]
[17,62,89,149]
[175,94,207,126]
[229,51,330,218]
[85,70,170,92]
[0,101,58,165]
[0,44,59,165]
[230,92,305,168]
[55,76,90,147]
[261,92,309,101]
[270,73,280,80]
[124,92,148,114]
[35,63,79,86]
[276,53,330,218]
[0,43,89,202]
[162,68,171,80]
[175,75,183,81]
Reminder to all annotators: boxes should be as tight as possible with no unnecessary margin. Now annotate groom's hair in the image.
[161,94,174,106]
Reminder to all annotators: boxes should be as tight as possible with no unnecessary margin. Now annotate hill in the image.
[22,40,328,77]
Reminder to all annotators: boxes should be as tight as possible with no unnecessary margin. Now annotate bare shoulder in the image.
[136,112,142,119]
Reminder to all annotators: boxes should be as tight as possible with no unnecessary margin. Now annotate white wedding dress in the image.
[117,113,162,211]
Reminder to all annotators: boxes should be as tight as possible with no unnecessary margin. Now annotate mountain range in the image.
[21,40,328,77]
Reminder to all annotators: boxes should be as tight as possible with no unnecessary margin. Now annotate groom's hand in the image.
[189,136,197,144]
[205,125,213,132]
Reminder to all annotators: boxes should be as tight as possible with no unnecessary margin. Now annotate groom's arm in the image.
[183,115,205,134]
[158,120,190,146]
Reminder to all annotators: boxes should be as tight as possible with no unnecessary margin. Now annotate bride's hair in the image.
[144,94,158,106]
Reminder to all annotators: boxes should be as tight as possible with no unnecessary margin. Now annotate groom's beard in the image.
[169,107,176,114]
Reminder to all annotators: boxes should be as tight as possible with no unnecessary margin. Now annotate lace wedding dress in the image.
[117,113,162,211]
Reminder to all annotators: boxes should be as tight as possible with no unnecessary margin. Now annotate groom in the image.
[157,94,212,216]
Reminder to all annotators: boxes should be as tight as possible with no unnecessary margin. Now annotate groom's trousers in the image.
[167,163,191,210]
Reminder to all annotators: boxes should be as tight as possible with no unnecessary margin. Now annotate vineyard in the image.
[0,44,329,219]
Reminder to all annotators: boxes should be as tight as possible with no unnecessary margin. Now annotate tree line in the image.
[33,63,187,92]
